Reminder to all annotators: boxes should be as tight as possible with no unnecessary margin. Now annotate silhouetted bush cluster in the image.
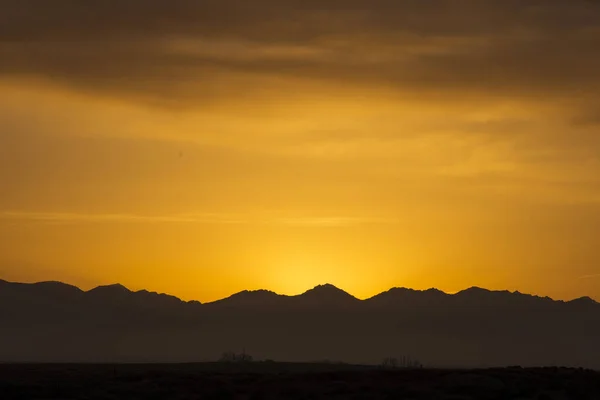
[219,350,254,363]
[381,355,423,369]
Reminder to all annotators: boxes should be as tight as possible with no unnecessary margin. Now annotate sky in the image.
[1,0,600,302]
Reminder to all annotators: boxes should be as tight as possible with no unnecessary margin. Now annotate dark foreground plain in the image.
[1,363,599,400]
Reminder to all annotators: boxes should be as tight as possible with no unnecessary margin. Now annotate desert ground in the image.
[1,363,599,399]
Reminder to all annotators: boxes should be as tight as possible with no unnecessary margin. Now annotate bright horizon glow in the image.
[1,80,599,303]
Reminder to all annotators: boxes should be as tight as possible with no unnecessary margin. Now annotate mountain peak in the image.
[230,289,280,297]
[457,286,491,295]
[88,283,131,295]
[384,287,446,295]
[310,283,340,290]
[34,281,83,294]
[35,280,80,288]
[304,283,349,294]
[299,284,358,303]
[208,289,282,307]
[366,287,448,306]
[569,296,597,305]
[0,280,83,300]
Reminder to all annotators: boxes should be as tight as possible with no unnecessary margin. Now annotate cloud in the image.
[0,211,249,224]
[273,216,397,227]
[579,274,600,280]
[2,1,600,212]
[1,1,599,104]
[0,211,392,227]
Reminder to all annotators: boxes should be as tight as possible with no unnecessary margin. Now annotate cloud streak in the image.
[0,211,391,227]
[0,211,248,224]
[579,274,600,280]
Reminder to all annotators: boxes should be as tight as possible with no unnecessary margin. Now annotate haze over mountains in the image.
[1,279,599,368]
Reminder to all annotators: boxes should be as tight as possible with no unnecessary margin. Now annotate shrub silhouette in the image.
[381,357,398,369]
[381,355,423,369]
[219,350,254,363]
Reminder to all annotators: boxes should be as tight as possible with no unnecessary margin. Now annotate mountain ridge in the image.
[1,278,599,366]
[0,279,596,305]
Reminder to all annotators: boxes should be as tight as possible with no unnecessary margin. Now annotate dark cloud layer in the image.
[2,1,599,40]
[1,0,600,102]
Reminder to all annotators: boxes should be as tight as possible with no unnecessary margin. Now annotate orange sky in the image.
[1,1,600,302]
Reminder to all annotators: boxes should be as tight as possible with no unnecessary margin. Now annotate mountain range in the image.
[1,279,598,368]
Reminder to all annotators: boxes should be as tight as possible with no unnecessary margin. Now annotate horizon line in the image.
[1,278,597,305]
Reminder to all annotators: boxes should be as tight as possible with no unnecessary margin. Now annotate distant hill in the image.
[0,279,598,367]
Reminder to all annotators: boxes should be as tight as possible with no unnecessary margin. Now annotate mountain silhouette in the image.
[209,289,285,308]
[0,280,82,298]
[87,283,131,296]
[366,287,448,308]
[207,284,358,309]
[86,284,187,310]
[294,284,359,307]
[0,279,598,367]
[569,296,597,306]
